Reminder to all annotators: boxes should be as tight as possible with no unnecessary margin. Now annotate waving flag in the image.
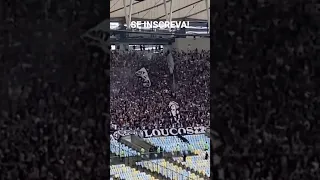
[168,101,180,121]
[167,52,175,74]
[81,19,109,53]
[135,67,151,87]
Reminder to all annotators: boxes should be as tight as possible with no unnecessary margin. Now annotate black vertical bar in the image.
[210,0,229,179]
[12,0,16,21]
[1,0,9,115]
[105,0,111,179]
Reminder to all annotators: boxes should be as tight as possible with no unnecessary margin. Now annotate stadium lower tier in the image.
[110,164,158,180]
[144,134,210,153]
[173,155,210,177]
[110,134,210,180]
[136,159,204,180]
[111,138,138,157]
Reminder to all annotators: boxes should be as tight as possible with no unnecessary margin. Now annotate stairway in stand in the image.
[167,156,208,179]
[133,162,169,180]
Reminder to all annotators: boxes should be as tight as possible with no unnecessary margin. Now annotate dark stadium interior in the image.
[211,1,320,180]
[0,0,319,180]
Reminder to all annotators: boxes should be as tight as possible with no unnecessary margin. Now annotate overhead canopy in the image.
[110,0,210,21]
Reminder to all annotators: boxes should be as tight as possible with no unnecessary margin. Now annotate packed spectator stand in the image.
[110,49,210,131]
[0,1,110,178]
[0,0,319,179]
[110,47,210,179]
[211,1,320,180]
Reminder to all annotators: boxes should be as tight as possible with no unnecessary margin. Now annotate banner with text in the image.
[112,129,140,141]
[112,126,207,140]
[141,126,206,138]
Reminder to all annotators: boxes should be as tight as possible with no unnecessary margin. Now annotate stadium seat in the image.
[110,138,138,157]
[110,164,158,180]
[136,159,204,180]
[173,155,210,177]
[144,134,210,153]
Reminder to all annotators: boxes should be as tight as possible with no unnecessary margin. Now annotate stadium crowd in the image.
[0,36,210,179]
[110,49,210,131]
[0,0,319,179]
[0,26,109,180]
[212,1,320,180]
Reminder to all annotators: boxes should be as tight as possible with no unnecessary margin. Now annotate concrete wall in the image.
[172,37,210,51]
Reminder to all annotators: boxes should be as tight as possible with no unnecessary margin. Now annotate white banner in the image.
[112,126,207,140]
[110,134,115,141]
[141,126,207,138]
[135,67,151,87]
[112,129,141,141]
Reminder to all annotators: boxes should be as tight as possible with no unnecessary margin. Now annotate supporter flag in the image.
[135,67,151,87]
[81,19,109,53]
[167,52,175,74]
[168,101,180,121]
[167,51,177,92]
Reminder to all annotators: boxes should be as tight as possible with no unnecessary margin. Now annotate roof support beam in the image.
[183,9,209,19]
[131,0,171,16]
[111,1,142,13]
[169,0,173,31]
[156,0,203,19]
[112,0,210,21]
[163,0,168,21]
[128,0,133,29]
[205,0,210,32]
[122,0,128,28]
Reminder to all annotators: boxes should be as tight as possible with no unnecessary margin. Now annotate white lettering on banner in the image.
[112,126,207,140]
[112,131,120,140]
[186,127,194,134]
[110,134,115,141]
[153,129,161,136]
[141,126,206,138]
[169,128,178,135]
[178,128,186,134]
[142,129,151,138]
[160,129,169,136]
[113,129,139,140]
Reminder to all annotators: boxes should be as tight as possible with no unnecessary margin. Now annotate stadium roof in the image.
[110,0,210,21]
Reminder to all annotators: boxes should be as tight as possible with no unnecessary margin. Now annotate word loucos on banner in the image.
[136,67,151,87]
[112,126,207,140]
